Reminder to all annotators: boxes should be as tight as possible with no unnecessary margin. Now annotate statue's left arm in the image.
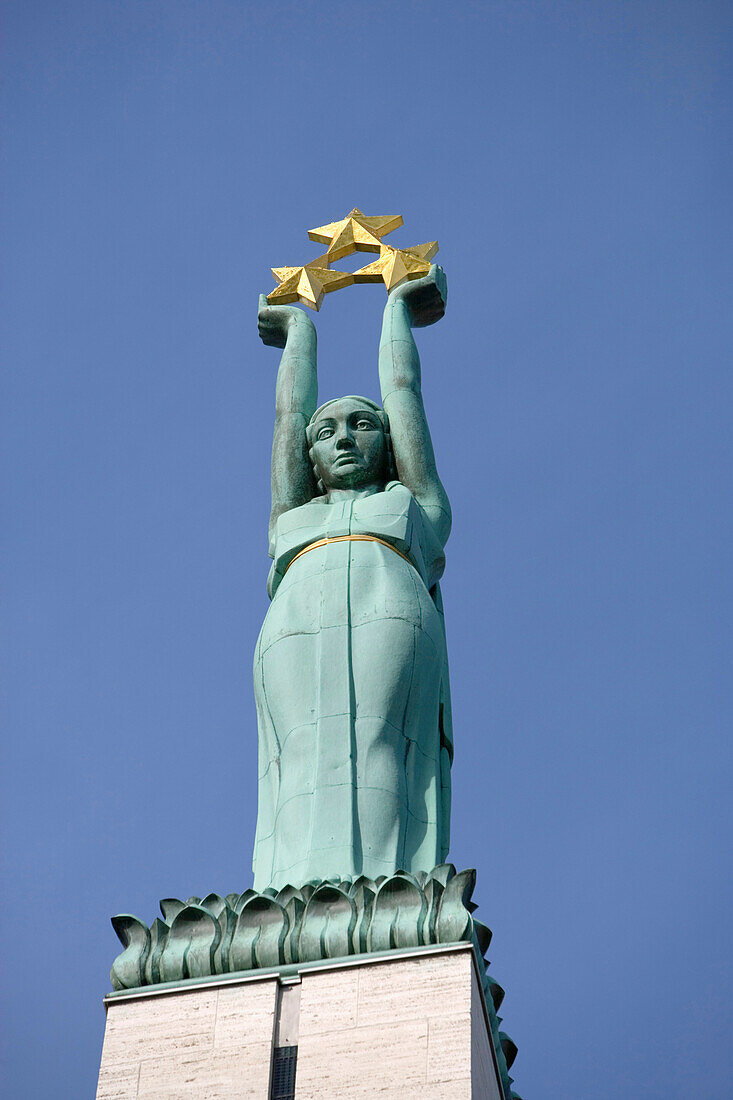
[378,265,451,546]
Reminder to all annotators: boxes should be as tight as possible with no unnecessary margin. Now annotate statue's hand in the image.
[388,265,447,328]
[258,294,314,348]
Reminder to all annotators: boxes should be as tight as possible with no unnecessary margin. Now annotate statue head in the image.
[306,396,395,495]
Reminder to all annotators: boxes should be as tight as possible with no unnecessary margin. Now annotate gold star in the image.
[268,255,354,311]
[308,208,403,261]
[352,241,439,292]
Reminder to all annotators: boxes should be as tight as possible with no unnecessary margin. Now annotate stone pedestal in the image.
[97,943,505,1099]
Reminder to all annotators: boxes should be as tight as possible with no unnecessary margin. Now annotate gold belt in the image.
[284,534,413,575]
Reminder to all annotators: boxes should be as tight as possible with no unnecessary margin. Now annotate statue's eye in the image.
[316,427,333,441]
[355,419,374,430]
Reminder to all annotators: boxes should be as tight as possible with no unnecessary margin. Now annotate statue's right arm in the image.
[258,296,318,542]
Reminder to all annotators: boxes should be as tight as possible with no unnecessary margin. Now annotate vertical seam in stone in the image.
[426,1014,433,1084]
[355,963,363,1029]
[212,988,219,1050]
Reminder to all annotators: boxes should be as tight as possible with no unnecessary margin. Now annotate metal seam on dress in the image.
[283,533,415,575]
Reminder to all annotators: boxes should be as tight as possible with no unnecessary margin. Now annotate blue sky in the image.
[2,1,731,1096]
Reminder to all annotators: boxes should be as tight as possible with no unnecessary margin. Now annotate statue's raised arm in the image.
[257,294,318,542]
[378,265,451,547]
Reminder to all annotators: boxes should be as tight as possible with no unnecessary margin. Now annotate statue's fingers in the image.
[430,265,448,303]
[258,293,270,316]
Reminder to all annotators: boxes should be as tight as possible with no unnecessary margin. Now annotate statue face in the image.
[310,398,387,491]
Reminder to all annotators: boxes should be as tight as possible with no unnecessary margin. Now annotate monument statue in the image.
[105,207,519,1100]
[253,265,452,891]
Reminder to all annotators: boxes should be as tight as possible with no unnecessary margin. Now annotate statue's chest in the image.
[274,487,417,557]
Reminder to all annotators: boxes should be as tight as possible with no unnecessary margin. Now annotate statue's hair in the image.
[306,395,396,495]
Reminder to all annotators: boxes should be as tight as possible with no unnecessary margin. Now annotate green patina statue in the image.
[106,259,522,1099]
[253,265,453,892]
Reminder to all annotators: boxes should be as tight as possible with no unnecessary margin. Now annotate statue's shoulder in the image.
[269,496,328,552]
[357,481,412,511]
[384,479,412,498]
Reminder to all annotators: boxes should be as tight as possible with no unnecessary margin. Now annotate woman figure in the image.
[253,266,452,892]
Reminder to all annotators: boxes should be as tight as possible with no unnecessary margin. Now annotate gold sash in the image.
[284,533,413,575]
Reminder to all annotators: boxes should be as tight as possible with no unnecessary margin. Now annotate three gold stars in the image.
[267,208,439,310]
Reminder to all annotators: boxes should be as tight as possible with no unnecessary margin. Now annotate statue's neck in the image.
[325,484,383,503]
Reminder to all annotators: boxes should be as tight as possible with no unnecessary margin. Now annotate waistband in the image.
[283,534,414,575]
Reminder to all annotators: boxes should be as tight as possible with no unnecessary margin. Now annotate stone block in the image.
[136,1043,274,1099]
[96,946,504,1099]
[96,1059,140,1100]
[96,979,278,1100]
[297,966,359,1036]
[356,950,471,1026]
[427,1012,472,1081]
[214,981,278,1048]
[471,972,503,1100]
[295,1018,429,1097]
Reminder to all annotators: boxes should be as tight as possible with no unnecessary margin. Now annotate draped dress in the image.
[252,481,452,892]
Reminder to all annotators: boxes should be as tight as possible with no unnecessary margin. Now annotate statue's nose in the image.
[335,431,354,449]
